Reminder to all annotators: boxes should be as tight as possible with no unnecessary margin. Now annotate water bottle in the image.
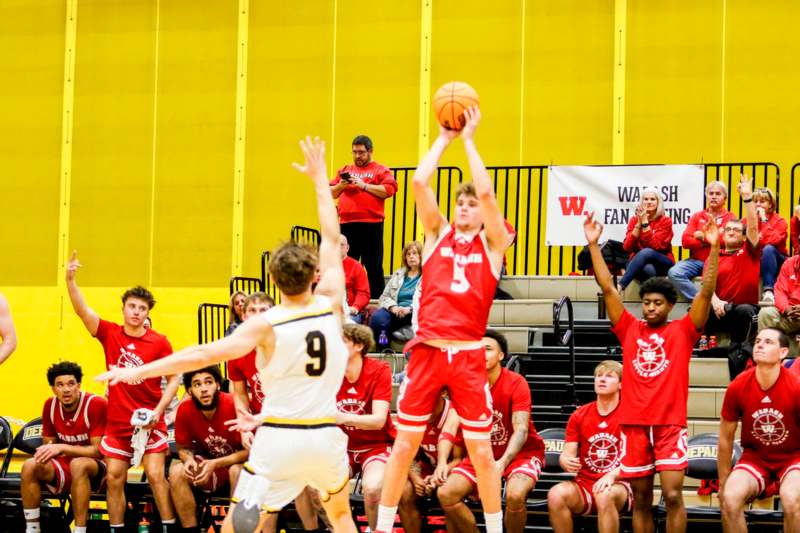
[378,330,389,348]
[137,520,150,533]
[709,335,718,349]
[698,335,708,351]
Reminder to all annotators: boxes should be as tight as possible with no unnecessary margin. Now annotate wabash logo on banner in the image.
[546,165,705,246]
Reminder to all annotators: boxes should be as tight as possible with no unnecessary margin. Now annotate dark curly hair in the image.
[47,361,83,386]
[639,277,678,305]
[483,329,509,357]
[184,365,223,388]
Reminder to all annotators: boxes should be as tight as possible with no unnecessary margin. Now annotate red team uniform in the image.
[174,392,244,492]
[398,227,499,437]
[227,350,264,414]
[722,367,800,497]
[336,357,396,474]
[95,319,173,461]
[452,368,545,489]
[565,402,632,514]
[611,310,701,477]
[41,392,108,494]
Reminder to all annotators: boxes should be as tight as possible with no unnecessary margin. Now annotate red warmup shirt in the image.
[721,367,800,463]
[682,209,735,261]
[95,319,173,433]
[488,368,545,461]
[756,213,788,256]
[175,392,243,458]
[343,257,370,311]
[791,217,800,255]
[611,310,701,426]
[419,399,453,466]
[775,256,800,312]
[414,226,499,345]
[331,161,398,224]
[42,392,107,445]
[622,215,674,262]
[706,240,760,305]
[565,401,623,483]
[336,357,396,451]
[227,350,264,414]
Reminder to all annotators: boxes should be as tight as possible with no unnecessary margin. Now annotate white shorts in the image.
[233,424,349,512]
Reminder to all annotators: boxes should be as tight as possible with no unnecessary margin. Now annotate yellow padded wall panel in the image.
[69,0,156,286]
[242,2,334,275]
[625,0,723,164]
[0,2,64,285]
[150,1,237,287]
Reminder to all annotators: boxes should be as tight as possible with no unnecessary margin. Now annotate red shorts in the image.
[619,425,688,478]
[348,444,391,476]
[452,452,543,493]
[45,456,106,495]
[99,428,170,462]
[194,455,232,494]
[732,451,800,498]
[571,476,633,516]
[397,343,492,438]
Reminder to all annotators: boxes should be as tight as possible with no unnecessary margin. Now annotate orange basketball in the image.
[433,81,480,131]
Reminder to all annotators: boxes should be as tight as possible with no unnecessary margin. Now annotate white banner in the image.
[545,165,705,246]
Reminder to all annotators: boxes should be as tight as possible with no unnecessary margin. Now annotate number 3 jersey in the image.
[256,295,348,423]
[565,401,623,483]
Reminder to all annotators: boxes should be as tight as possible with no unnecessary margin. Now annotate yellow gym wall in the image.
[2,0,800,425]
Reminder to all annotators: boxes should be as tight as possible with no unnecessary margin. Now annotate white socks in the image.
[24,508,40,533]
[484,511,503,533]
[73,527,87,533]
[376,504,397,532]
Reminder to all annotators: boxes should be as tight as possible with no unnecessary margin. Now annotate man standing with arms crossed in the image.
[374,107,511,533]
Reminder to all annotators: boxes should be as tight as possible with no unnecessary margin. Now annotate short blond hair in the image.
[594,360,622,380]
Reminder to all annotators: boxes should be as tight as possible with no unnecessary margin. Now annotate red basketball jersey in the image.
[414,226,499,344]
[419,398,452,466]
[565,401,623,483]
[611,310,701,425]
[95,319,174,431]
[174,392,243,458]
[227,350,264,414]
[336,356,396,451]
[721,367,800,463]
[41,392,107,445]
[489,368,544,460]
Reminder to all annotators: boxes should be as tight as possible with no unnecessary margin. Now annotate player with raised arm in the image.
[375,107,512,533]
[584,210,720,533]
[97,136,357,533]
[0,293,16,365]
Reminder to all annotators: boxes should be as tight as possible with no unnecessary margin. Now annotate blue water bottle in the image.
[378,330,389,348]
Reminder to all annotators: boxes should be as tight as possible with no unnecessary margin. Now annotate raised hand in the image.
[291,136,327,183]
[737,173,753,199]
[66,250,81,282]
[460,106,481,141]
[704,217,720,247]
[224,407,261,433]
[583,212,604,245]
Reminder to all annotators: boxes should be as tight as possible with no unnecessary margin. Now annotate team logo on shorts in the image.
[751,408,788,446]
[115,348,145,385]
[586,432,620,473]
[633,334,669,378]
[490,409,508,448]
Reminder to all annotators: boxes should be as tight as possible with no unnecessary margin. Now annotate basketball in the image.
[433,81,480,131]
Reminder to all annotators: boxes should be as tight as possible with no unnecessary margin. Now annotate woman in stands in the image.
[225,290,246,336]
[369,241,422,345]
[618,188,674,294]
[753,186,788,302]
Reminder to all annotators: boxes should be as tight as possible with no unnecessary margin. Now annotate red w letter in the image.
[558,196,587,216]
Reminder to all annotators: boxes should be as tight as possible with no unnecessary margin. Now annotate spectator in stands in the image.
[437,330,545,533]
[718,327,800,533]
[170,365,247,532]
[758,254,800,355]
[702,175,760,344]
[668,180,733,299]
[791,204,800,255]
[22,362,107,533]
[618,188,674,294]
[335,324,399,530]
[225,290,246,336]
[547,360,631,533]
[330,135,398,298]
[65,251,179,533]
[751,186,788,302]
[341,235,370,323]
[369,241,422,345]
[0,292,16,365]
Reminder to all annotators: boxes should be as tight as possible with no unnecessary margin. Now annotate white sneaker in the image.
[762,290,775,303]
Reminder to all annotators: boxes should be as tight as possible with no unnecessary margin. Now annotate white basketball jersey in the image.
[257,295,347,422]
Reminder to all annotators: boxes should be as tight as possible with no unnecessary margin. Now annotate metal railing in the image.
[553,296,577,414]
[260,251,280,303]
[789,163,800,255]
[197,303,228,345]
[229,276,263,296]
[291,225,321,247]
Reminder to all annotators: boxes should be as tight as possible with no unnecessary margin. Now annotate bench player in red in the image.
[170,365,248,532]
[66,252,179,532]
[22,362,107,533]
[375,107,512,533]
[584,212,720,533]
[437,329,545,533]
[548,360,632,533]
[718,327,800,532]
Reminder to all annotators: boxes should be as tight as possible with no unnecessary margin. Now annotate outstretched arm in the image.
[584,213,625,325]
[0,294,16,365]
[292,137,345,312]
[689,218,721,330]
[738,174,759,248]
[413,127,458,242]
[65,251,100,335]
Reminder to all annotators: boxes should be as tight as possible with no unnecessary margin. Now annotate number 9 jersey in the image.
[256,295,349,423]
